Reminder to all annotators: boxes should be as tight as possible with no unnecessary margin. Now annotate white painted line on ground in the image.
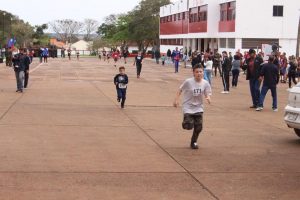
[29,63,43,73]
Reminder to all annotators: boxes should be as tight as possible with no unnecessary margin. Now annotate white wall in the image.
[160,0,187,17]
[279,39,297,56]
[236,0,300,39]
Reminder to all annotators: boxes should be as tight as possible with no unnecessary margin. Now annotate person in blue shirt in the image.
[172,47,181,73]
[43,48,48,63]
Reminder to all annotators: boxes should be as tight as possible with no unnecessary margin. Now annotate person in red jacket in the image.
[112,50,120,67]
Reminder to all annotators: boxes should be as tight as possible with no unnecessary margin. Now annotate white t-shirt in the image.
[204,60,213,70]
[180,78,212,114]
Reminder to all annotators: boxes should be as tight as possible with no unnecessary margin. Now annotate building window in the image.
[273,5,283,17]
[227,38,235,49]
[220,4,227,21]
[220,1,236,21]
[198,5,208,22]
[174,14,177,21]
[241,38,279,49]
[178,13,181,20]
[228,2,236,20]
[182,12,185,20]
[160,39,183,46]
[220,38,226,48]
[189,7,198,23]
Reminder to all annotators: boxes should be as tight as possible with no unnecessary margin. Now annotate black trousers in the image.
[222,71,230,91]
[136,64,142,76]
[232,69,240,87]
[24,70,29,88]
[288,73,297,88]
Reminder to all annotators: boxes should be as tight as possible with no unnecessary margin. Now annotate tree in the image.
[96,0,170,52]
[92,37,110,50]
[11,19,34,47]
[49,19,83,43]
[97,14,118,38]
[34,24,48,38]
[127,0,170,51]
[83,19,99,41]
[0,10,14,47]
[32,24,49,46]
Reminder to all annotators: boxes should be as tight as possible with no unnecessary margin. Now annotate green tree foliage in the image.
[96,0,170,51]
[33,24,49,46]
[11,19,34,48]
[0,10,14,47]
[0,10,36,48]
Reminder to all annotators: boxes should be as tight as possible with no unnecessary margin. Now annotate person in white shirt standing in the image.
[173,64,212,149]
[204,56,213,85]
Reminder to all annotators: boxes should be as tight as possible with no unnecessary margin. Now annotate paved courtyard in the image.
[0,57,299,199]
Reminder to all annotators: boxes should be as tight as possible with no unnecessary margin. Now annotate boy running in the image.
[133,51,143,78]
[174,64,212,149]
[112,50,119,67]
[114,66,129,109]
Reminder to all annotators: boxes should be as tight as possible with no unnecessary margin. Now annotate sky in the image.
[0,0,144,26]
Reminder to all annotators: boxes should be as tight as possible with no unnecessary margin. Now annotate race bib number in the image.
[193,88,202,96]
[118,83,127,89]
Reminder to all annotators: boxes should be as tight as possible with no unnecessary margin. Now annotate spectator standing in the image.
[256,56,279,112]
[221,51,231,93]
[246,49,264,108]
[232,55,241,88]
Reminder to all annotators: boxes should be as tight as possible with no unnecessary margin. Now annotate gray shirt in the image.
[232,60,241,71]
[180,78,212,114]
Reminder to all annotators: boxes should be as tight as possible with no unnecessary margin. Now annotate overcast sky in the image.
[1,0,145,26]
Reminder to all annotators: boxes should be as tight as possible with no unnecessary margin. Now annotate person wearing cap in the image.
[256,56,279,111]
[246,49,264,108]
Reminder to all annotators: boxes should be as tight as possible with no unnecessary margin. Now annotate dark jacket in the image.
[288,62,297,75]
[222,57,232,73]
[260,63,279,86]
[167,49,171,57]
[154,50,161,59]
[114,74,129,89]
[12,53,30,72]
[246,56,264,80]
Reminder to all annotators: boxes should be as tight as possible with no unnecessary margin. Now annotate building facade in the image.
[160,0,300,56]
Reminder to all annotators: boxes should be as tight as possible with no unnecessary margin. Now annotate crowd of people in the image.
[4,43,300,149]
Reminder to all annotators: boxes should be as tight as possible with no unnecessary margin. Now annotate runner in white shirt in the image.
[173,64,212,149]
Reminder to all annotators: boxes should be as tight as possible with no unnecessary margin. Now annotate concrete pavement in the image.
[0,57,299,199]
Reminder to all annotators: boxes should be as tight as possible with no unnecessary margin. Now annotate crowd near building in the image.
[159,0,300,56]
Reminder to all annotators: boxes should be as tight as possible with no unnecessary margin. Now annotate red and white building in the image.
[160,0,300,56]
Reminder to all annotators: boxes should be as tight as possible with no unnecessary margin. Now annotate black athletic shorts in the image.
[182,112,203,130]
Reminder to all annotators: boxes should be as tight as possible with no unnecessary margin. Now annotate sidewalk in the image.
[0,57,299,199]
